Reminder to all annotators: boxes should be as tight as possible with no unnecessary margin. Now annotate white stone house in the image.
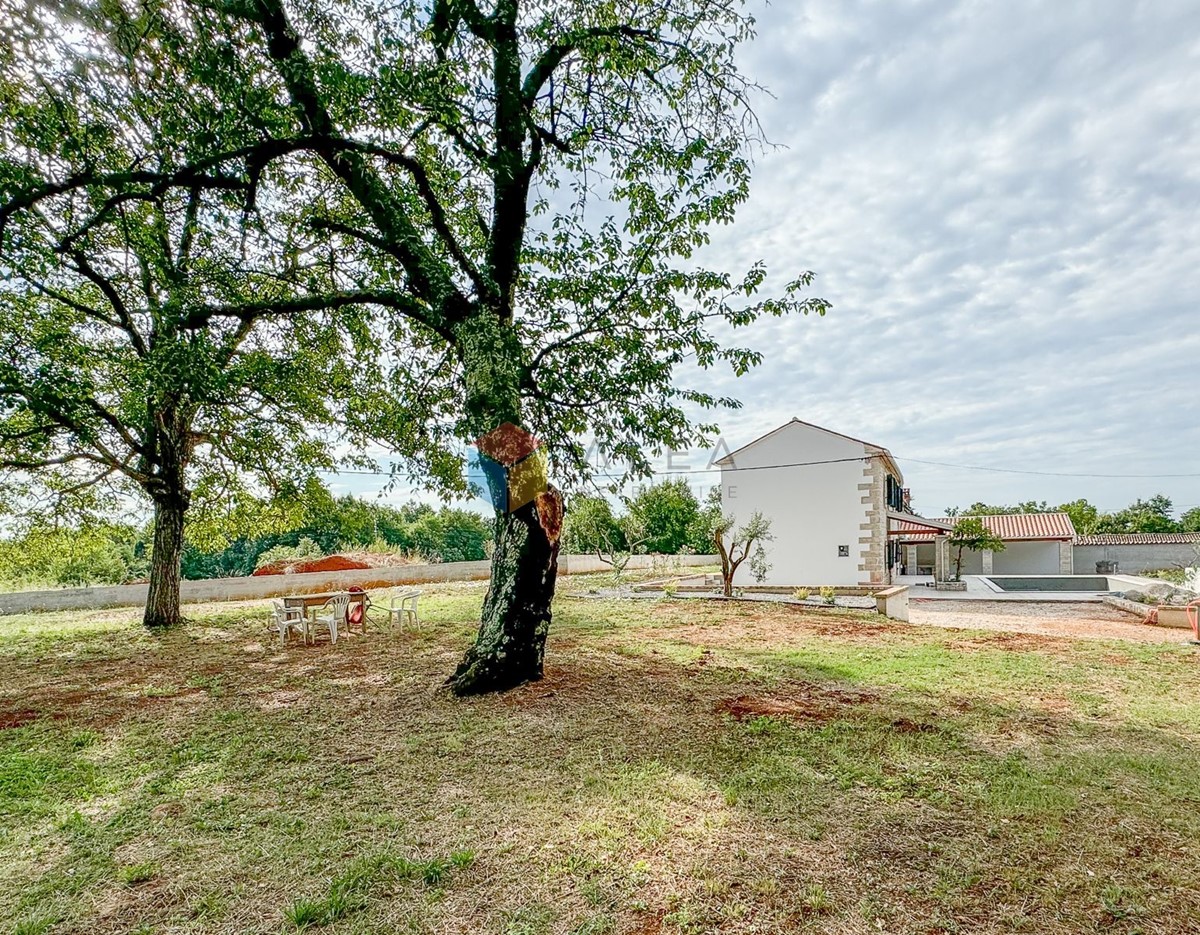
[714,419,948,587]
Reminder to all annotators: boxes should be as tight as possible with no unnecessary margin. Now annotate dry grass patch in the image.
[1,585,1200,933]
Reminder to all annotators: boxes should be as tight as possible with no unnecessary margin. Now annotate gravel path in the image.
[909,599,1192,644]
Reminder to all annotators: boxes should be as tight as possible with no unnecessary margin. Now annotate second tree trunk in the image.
[144,496,187,629]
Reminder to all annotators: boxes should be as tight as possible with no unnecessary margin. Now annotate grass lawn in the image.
[2,577,1200,934]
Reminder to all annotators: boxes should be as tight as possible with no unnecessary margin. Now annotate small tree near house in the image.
[714,512,774,597]
[592,515,650,584]
[949,517,1006,581]
[561,496,649,583]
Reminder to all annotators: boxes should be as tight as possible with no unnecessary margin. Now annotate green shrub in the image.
[1142,567,1186,585]
[792,587,810,601]
[819,586,836,605]
[663,579,679,598]
[628,479,701,554]
[254,537,323,570]
[0,523,144,589]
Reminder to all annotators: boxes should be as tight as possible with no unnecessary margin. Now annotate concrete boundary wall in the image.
[0,554,720,616]
[1074,543,1200,576]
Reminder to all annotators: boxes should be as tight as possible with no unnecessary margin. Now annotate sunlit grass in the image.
[1,580,1199,932]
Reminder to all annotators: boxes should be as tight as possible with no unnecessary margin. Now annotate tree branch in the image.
[523,25,657,104]
[180,288,436,331]
[63,251,149,356]
[232,0,469,325]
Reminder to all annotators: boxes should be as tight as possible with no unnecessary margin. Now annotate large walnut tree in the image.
[0,0,827,692]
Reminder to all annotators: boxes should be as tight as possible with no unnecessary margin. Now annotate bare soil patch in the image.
[716,681,880,723]
[0,708,40,729]
[946,631,1074,653]
[636,602,893,651]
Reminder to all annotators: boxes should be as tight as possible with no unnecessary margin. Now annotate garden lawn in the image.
[2,579,1200,934]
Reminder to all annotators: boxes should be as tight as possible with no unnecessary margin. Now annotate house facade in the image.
[894,513,1076,576]
[715,419,946,587]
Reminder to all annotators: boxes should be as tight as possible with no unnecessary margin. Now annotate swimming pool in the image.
[982,576,1113,592]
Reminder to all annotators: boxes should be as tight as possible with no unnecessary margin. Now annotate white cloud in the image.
[678,0,1200,514]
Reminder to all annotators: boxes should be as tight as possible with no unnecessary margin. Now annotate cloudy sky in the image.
[688,0,1200,516]
[346,0,1200,518]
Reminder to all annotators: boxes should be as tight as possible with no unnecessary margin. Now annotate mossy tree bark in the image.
[449,489,562,694]
[141,415,193,630]
[447,316,563,695]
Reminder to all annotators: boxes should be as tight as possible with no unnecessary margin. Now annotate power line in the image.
[893,456,1200,480]
[318,453,1200,481]
[595,456,869,477]
[318,456,871,481]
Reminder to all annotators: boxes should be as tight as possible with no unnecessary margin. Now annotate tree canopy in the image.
[945,495,1190,536]
[0,0,822,691]
[0,4,400,625]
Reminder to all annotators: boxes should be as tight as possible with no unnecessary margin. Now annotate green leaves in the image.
[0,1,409,531]
[949,517,1007,554]
[2,0,826,534]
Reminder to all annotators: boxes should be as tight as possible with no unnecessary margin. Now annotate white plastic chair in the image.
[314,593,351,644]
[272,599,309,645]
[386,589,420,629]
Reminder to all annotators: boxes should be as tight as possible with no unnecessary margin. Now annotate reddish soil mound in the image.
[252,555,371,576]
[716,685,878,724]
[717,695,815,721]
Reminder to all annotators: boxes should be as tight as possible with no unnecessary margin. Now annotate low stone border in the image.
[1103,596,1152,620]
[873,586,910,622]
[592,582,909,622]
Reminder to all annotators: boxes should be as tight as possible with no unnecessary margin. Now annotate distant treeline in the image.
[0,478,721,590]
[945,494,1200,535]
[0,482,492,590]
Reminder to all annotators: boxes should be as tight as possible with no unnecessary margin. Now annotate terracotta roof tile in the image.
[895,512,1077,540]
[1075,532,1200,546]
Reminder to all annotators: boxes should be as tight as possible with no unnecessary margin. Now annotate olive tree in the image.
[948,517,1006,581]
[713,510,773,597]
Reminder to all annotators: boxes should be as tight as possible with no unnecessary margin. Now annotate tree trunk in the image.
[449,488,562,695]
[144,495,187,629]
[715,530,732,596]
[722,557,745,597]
